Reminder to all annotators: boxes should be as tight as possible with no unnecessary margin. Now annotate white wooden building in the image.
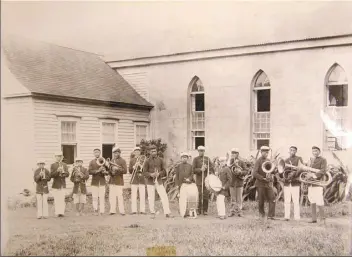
[1,36,153,195]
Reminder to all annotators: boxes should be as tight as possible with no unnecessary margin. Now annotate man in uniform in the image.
[252,146,276,220]
[50,151,69,217]
[217,157,232,220]
[307,146,327,223]
[88,148,108,215]
[228,148,248,217]
[143,145,173,218]
[108,147,127,215]
[283,146,304,221]
[192,145,214,215]
[129,147,146,215]
[175,152,196,218]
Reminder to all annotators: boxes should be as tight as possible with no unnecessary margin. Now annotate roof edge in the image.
[105,33,352,63]
[5,92,154,110]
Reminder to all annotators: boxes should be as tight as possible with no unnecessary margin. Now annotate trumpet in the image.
[130,155,147,184]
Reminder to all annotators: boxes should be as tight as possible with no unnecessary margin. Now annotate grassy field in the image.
[3,198,352,256]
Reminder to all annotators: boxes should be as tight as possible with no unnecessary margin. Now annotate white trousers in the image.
[109,185,125,214]
[147,184,171,214]
[91,185,106,213]
[308,186,324,206]
[179,183,198,217]
[284,185,300,220]
[36,194,48,218]
[52,189,66,215]
[131,184,146,213]
[216,194,226,217]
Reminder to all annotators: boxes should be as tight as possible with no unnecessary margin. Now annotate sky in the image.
[2,1,352,60]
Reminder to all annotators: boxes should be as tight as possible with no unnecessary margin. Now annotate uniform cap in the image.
[231,148,239,153]
[75,157,83,162]
[133,147,141,151]
[197,146,205,151]
[312,146,321,151]
[180,152,189,157]
[149,145,157,150]
[218,157,227,162]
[260,146,270,151]
[112,146,121,153]
[93,148,101,152]
[290,146,298,151]
[54,151,63,156]
[37,159,45,164]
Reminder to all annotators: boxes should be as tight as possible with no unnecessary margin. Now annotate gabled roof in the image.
[2,35,153,109]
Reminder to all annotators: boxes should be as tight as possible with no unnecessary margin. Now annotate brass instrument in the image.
[229,157,246,179]
[130,155,147,184]
[154,168,160,185]
[72,165,83,182]
[106,158,123,176]
[40,168,46,180]
[96,157,109,175]
[58,156,66,177]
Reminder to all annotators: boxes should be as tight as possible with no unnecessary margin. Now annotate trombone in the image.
[130,155,146,184]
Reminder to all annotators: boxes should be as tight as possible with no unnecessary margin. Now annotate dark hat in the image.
[290,146,298,150]
[149,145,157,150]
[93,148,101,152]
[312,146,321,151]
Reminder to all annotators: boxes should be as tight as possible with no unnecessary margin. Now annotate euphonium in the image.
[96,157,109,175]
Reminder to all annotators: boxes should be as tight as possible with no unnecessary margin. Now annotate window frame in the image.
[134,122,150,147]
[251,71,271,150]
[57,116,81,165]
[100,119,119,149]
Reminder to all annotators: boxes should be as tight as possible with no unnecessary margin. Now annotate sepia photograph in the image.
[1,0,352,256]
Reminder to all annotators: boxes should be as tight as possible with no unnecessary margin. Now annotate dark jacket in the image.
[283,156,304,186]
[229,158,248,188]
[253,156,271,188]
[143,156,166,185]
[50,162,69,189]
[108,157,127,186]
[192,156,214,186]
[88,159,107,186]
[70,166,89,194]
[175,162,194,187]
[218,166,232,197]
[34,168,51,194]
[308,156,327,187]
[129,156,145,185]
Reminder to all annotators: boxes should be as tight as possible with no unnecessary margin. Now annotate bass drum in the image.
[205,174,222,194]
[186,183,199,210]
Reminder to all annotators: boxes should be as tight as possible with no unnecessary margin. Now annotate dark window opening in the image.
[102,144,114,160]
[257,139,269,150]
[328,85,348,107]
[62,145,76,164]
[195,137,205,149]
[257,90,270,112]
[195,94,205,111]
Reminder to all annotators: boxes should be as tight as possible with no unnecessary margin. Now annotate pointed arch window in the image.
[252,71,271,150]
[324,64,349,151]
[188,77,205,149]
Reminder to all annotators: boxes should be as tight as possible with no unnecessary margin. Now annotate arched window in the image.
[188,76,205,150]
[251,70,271,150]
[324,64,349,150]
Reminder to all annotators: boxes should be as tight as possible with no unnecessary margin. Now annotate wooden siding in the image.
[1,97,35,195]
[32,98,150,190]
[118,70,150,101]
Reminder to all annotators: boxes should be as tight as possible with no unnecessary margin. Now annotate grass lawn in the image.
[3,198,352,256]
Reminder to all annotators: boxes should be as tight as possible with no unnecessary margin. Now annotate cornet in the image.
[154,168,159,185]
[40,168,46,180]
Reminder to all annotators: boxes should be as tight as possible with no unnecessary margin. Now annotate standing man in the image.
[217,157,232,220]
[175,152,196,218]
[228,148,248,217]
[88,148,108,215]
[50,151,69,217]
[283,146,304,221]
[307,146,327,223]
[34,159,50,219]
[70,157,89,216]
[108,147,127,216]
[252,146,276,220]
[129,147,146,215]
[192,146,214,215]
[143,145,173,218]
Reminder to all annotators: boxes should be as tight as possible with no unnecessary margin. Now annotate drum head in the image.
[207,174,222,192]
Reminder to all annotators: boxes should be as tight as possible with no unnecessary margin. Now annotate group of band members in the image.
[254,145,327,223]
[34,144,327,223]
